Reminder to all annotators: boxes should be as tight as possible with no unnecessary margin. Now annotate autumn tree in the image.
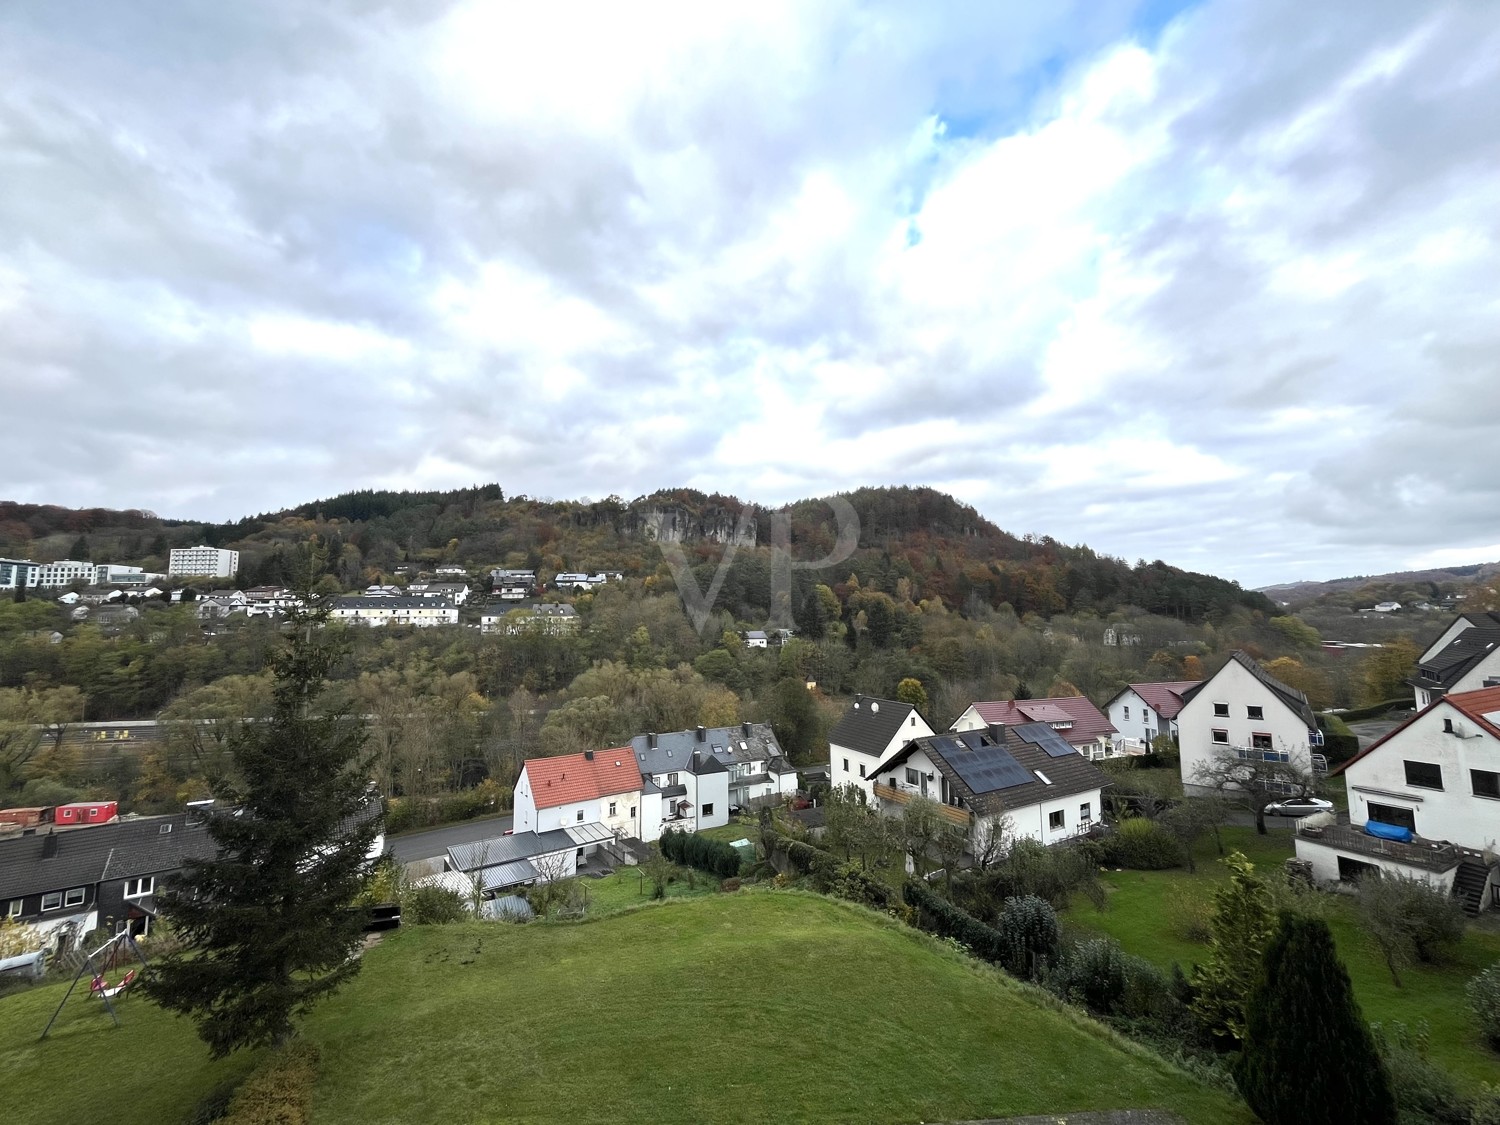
[895,676,929,716]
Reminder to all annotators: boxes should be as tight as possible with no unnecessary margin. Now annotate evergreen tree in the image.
[1235,912,1397,1125]
[144,605,382,1057]
[1191,851,1274,1046]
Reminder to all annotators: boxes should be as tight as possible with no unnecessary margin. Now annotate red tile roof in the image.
[523,748,642,810]
[1127,681,1201,720]
[967,696,1117,747]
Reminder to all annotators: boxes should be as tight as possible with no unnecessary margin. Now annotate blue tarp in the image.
[1365,820,1414,843]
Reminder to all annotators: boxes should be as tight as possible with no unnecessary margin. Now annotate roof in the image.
[1180,651,1316,728]
[446,828,577,871]
[964,697,1117,746]
[0,814,216,900]
[1109,681,1201,720]
[868,725,1111,816]
[523,749,643,810]
[828,696,921,758]
[1332,685,1500,776]
[332,596,455,609]
[1411,628,1500,694]
[479,859,540,891]
[628,723,784,777]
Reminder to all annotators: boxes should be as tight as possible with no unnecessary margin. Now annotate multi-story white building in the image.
[1104,680,1200,754]
[168,545,239,579]
[328,596,458,627]
[1294,685,1500,915]
[30,560,96,588]
[480,603,580,635]
[828,695,935,798]
[93,564,164,587]
[0,559,38,589]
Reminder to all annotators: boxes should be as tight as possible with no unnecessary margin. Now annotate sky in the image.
[3,1,1499,588]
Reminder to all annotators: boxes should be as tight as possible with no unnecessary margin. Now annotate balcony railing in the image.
[871,782,970,826]
[1295,821,1461,873]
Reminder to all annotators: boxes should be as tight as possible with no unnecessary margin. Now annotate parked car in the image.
[1264,796,1335,817]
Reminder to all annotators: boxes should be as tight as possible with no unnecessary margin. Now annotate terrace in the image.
[871,782,970,827]
[1295,820,1460,874]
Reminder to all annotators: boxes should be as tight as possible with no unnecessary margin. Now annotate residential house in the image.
[480,603,580,635]
[1176,651,1322,797]
[407,581,472,605]
[434,565,469,578]
[629,722,796,832]
[513,749,645,846]
[1104,681,1201,754]
[952,696,1118,759]
[552,571,621,592]
[865,723,1111,856]
[1293,685,1500,915]
[243,586,303,615]
[1372,601,1403,613]
[0,813,217,952]
[744,630,768,648]
[329,596,459,627]
[490,570,537,600]
[828,695,936,797]
[1409,612,1500,709]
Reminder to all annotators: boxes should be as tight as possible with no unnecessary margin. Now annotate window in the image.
[1212,729,1229,745]
[1079,802,1092,822]
[668,772,678,786]
[1048,810,1065,830]
[1247,705,1264,720]
[906,767,920,786]
[1213,702,1229,717]
[1251,733,1274,751]
[1404,760,1443,790]
[1123,705,1130,721]
[858,764,866,778]
[842,758,849,773]
[6,899,21,918]
[1368,803,1416,831]
[1472,770,1500,800]
[703,803,714,816]
[124,876,154,899]
[64,888,85,908]
[630,806,636,819]
[576,810,584,822]
[41,892,62,912]
[608,802,617,817]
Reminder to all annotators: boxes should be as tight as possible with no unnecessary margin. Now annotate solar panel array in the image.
[940,734,1033,793]
[1014,722,1081,758]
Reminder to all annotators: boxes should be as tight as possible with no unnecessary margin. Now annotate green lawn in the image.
[578,867,717,912]
[1067,827,1500,1088]
[2,892,1253,1125]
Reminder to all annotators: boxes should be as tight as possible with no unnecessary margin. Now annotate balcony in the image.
[1295,821,1460,873]
[871,782,970,827]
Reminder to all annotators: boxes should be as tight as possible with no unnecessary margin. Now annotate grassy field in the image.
[1066,826,1500,1087]
[2,892,1253,1125]
[578,867,717,912]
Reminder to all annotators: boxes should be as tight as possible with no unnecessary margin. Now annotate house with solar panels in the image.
[827,695,936,798]
[951,696,1117,760]
[864,724,1111,854]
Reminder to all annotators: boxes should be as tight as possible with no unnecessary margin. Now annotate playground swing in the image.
[40,930,151,1039]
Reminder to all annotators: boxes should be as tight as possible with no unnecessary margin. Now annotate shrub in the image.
[1357,873,1467,985]
[1165,884,1214,943]
[1059,938,1128,1015]
[1370,1021,1471,1125]
[902,879,1005,965]
[222,1042,320,1125]
[719,878,741,893]
[828,863,891,909]
[1098,817,1182,870]
[660,829,743,879]
[1473,1086,1500,1125]
[1468,962,1500,1050]
[404,883,469,925]
[995,894,1060,980]
[960,837,1105,915]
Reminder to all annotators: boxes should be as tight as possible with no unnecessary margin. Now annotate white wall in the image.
[1339,701,1500,853]
[1107,689,1178,748]
[1005,789,1104,846]
[1178,660,1313,796]
[1295,840,1456,894]
[830,708,935,800]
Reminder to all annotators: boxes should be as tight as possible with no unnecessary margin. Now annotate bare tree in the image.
[901,796,946,879]
[1190,748,1321,835]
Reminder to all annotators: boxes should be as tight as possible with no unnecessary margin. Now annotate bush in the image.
[660,829,743,879]
[1098,817,1183,870]
[384,781,513,834]
[1059,938,1128,1015]
[1165,884,1214,943]
[772,834,840,885]
[1357,873,1466,984]
[995,895,1061,980]
[1468,962,1500,1050]
[404,883,470,925]
[828,863,891,909]
[959,837,1105,915]
[903,879,1005,966]
[1316,714,1361,767]
[222,1042,320,1125]
[1371,1021,1471,1125]
[719,878,741,893]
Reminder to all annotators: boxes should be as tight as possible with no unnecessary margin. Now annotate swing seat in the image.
[90,969,136,999]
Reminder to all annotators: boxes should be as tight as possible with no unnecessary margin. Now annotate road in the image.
[388,814,513,864]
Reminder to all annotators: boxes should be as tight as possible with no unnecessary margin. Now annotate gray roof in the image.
[0,814,216,900]
[867,726,1111,816]
[332,596,455,609]
[627,722,783,778]
[479,859,538,891]
[828,696,920,758]
[1180,651,1316,728]
[1413,628,1500,693]
[446,828,575,873]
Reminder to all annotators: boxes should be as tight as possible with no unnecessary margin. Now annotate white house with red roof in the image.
[1104,681,1200,754]
[514,749,646,843]
[1293,685,1500,915]
[951,697,1117,760]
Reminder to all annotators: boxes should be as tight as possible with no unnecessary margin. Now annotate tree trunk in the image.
[1255,809,1267,835]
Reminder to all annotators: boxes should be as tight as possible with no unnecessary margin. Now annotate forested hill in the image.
[0,485,1274,623]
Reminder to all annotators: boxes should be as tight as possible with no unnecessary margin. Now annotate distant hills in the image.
[1258,562,1500,606]
[1,485,1277,624]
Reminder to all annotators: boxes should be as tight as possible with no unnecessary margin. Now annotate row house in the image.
[329,596,459,627]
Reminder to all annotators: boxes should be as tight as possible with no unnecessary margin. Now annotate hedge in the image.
[903,879,1006,965]
[1326,699,1408,723]
[660,829,743,879]
[1315,714,1361,767]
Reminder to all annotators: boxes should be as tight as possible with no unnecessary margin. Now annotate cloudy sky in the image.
[4,2,1498,587]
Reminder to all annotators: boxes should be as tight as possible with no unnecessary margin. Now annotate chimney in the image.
[43,833,58,858]
[696,725,706,742]
[741,722,752,737]
[988,723,1005,744]
[648,732,657,748]
[584,750,594,761]
[692,751,701,766]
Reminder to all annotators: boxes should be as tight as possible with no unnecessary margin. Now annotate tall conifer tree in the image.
[145,603,381,1057]
[1235,912,1397,1125]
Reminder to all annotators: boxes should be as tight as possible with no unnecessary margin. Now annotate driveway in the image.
[388,814,514,864]
[1345,715,1409,750]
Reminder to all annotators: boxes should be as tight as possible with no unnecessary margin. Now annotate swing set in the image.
[40,930,150,1039]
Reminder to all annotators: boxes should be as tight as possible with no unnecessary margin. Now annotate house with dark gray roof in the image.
[1177,651,1324,797]
[828,695,936,797]
[1410,625,1500,710]
[864,723,1111,854]
[626,722,797,835]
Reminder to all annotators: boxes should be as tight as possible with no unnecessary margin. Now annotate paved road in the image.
[388,814,513,864]
[1346,715,1408,750]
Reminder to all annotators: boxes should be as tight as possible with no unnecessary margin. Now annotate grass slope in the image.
[1067,828,1500,1088]
[2,892,1250,1125]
